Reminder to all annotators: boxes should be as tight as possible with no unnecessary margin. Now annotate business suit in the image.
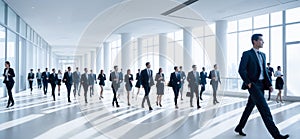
[63,71,73,102]
[49,73,58,101]
[208,70,221,103]
[98,74,106,86]
[27,72,35,92]
[135,72,141,88]
[170,72,181,107]
[187,71,201,108]
[179,71,186,99]
[140,68,154,108]
[199,71,207,99]
[124,74,133,91]
[3,68,15,107]
[110,71,120,107]
[235,48,282,138]
[36,72,42,89]
[41,71,50,95]
[72,71,81,96]
[155,73,165,95]
[81,73,89,103]
[88,73,96,97]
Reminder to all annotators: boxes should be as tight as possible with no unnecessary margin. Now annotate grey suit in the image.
[208,70,221,103]
[81,73,89,103]
[187,71,201,107]
[72,71,81,96]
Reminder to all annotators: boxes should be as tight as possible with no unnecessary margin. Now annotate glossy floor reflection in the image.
[0,86,299,139]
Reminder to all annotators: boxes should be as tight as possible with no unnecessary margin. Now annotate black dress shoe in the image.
[6,105,9,108]
[10,103,14,107]
[200,97,203,101]
[159,104,162,107]
[68,100,71,103]
[234,128,246,136]
[215,100,220,103]
[190,105,194,107]
[116,105,120,108]
[197,106,201,109]
[149,107,153,111]
[276,134,289,139]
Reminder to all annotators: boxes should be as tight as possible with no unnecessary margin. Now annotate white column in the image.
[137,38,143,69]
[90,50,96,71]
[121,33,132,70]
[183,27,193,71]
[96,47,102,73]
[216,20,228,77]
[159,33,168,71]
[103,42,111,75]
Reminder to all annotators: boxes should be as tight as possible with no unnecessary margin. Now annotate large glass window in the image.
[286,24,300,43]
[270,27,283,68]
[238,18,252,31]
[254,14,269,29]
[0,25,5,97]
[227,33,238,77]
[227,21,237,33]
[19,19,26,37]
[7,7,17,31]
[0,0,5,24]
[286,7,300,23]
[7,30,16,69]
[271,11,282,26]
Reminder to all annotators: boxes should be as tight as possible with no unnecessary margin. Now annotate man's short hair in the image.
[146,62,150,66]
[251,34,263,45]
[192,65,196,68]
[114,65,118,69]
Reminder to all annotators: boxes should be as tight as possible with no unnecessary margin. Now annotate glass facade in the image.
[0,0,52,97]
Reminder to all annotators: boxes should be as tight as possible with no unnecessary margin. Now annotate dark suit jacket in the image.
[72,71,81,83]
[110,71,120,89]
[49,73,58,85]
[208,70,221,84]
[267,67,274,78]
[97,74,106,85]
[3,68,15,83]
[170,72,181,88]
[28,72,35,81]
[187,71,200,88]
[41,71,50,83]
[63,72,73,86]
[239,49,272,90]
[81,73,89,89]
[140,68,154,87]
[200,71,207,85]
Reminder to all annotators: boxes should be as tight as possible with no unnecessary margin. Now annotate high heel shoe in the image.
[156,101,158,106]
[159,103,162,107]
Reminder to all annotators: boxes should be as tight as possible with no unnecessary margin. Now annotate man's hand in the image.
[269,86,273,93]
[248,83,252,89]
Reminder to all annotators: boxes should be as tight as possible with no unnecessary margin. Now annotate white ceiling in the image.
[4,0,300,56]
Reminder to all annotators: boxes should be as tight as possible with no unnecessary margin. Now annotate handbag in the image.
[167,81,172,87]
[186,92,191,97]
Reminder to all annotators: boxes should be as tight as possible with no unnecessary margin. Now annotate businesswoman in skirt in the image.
[275,66,284,103]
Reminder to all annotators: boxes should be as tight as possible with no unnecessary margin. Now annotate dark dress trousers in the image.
[236,49,282,138]
[27,72,35,92]
[49,73,58,101]
[81,73,89,103]
[109,72,120,106]
[187,71,201,107]
[41,71,50,94]
[140,68,154,107]
[63,72,73,102]
[3,68,15,107]
[170,72,181,106]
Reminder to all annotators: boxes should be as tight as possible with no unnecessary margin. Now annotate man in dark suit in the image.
[208,64,221,105]
[81,68,90,103]
[266,63,274,101]
[63,67,73,103]
[140,62,154,111]
[170,66,181,109]
[109,66,121,107]
[199,67,207,100]
[88,69,97,97]
[41,68,50,95]
[27,69,35,93]
[49,68,58,101]
[234,34,289,139]
[187,65,201,109]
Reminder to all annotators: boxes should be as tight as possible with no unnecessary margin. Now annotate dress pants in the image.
[190,84,200,107]
[142,85,151,107]
[83,85,89,103]
[200,84,205,98]
[211,81,218,102]
[111,85,119,106]
[6,82,14,106]
[66,84,72,102]
[173,86,180,105]
[236,80,281,138]
[43,81,48,94]
[50,83,56,101]
[73,82,80,96]
[37,79,42,89]
[179,82,184,97]
[29,81,33,91]
[90,85,94,96]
